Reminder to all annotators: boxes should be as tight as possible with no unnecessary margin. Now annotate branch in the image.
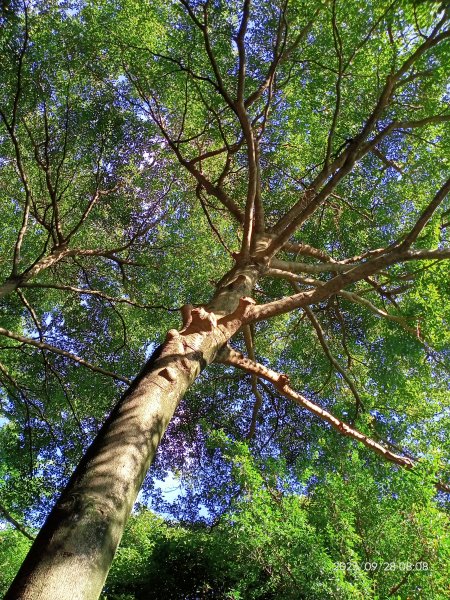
[280,9,320,63]
[0,361,60,447]
[265,270,417,337]
[178,0,237,111]
[399,176,450,249]
[65,185,120,244]
[216,346,414,467]
[20,282,177,311]
[178,0,203,29]
[338,289,417,333]
[143,91,244,223]
[372,146,404,174]
[388,566,417,597]
[264,24,450,254]
[244,3,286,107]
[0,245,70,299]
[239,126,258,257]
[17,289,42,339]
[303,305,364,419]
[243,324,263,439]
[396,113,450,130]
[270,257,353,274]
[0,229,156,299]
[0,327,131,384]
[402,248,450,261]
[248,246,450,322]
[35,98,65,246]
[149,49,220,95]
[236,0,251,103]
[0,10,33,276]
[196,185,233,255]
[265,267,321,289]
[0,502,35,541]
[283,242,337,262]
[325,0,344,168]
[233,23,260,257]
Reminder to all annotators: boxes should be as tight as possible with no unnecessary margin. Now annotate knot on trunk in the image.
[181,306,217,334]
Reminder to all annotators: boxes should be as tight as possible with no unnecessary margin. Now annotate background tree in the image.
[0,0,449,598]
[100,437,449,600]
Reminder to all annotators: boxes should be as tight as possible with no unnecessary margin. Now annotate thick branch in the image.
[270,257,352,274]
[282,242,336,262]
[248,247,450,322]
[217,346,414,468]
[265,25,450,253]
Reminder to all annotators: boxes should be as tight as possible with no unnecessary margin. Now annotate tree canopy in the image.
[0,0,450,598]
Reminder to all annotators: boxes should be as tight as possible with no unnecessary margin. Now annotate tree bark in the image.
[6,263,260,600]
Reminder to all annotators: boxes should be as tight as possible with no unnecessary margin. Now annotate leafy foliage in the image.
[0,0,450,597]
[100,438,449,599]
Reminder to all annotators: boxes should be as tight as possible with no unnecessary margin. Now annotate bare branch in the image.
[0,327,131,384]
[242,324,263,439]
[216,345,415,468]
[303,305,364,419]
[20,282,177,311]
[247,247,450,323]
[399,176,450,249]
[236,0,251,103]
[0,502,35,541]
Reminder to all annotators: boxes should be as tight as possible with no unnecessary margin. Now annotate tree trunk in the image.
[6,263,259,600]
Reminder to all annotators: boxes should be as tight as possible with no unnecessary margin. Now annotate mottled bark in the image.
[6,263,260,600]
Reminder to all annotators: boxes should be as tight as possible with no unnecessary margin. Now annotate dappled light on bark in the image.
[0,0,449,598]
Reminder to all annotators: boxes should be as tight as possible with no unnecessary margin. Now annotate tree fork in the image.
[6,263,260,600]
